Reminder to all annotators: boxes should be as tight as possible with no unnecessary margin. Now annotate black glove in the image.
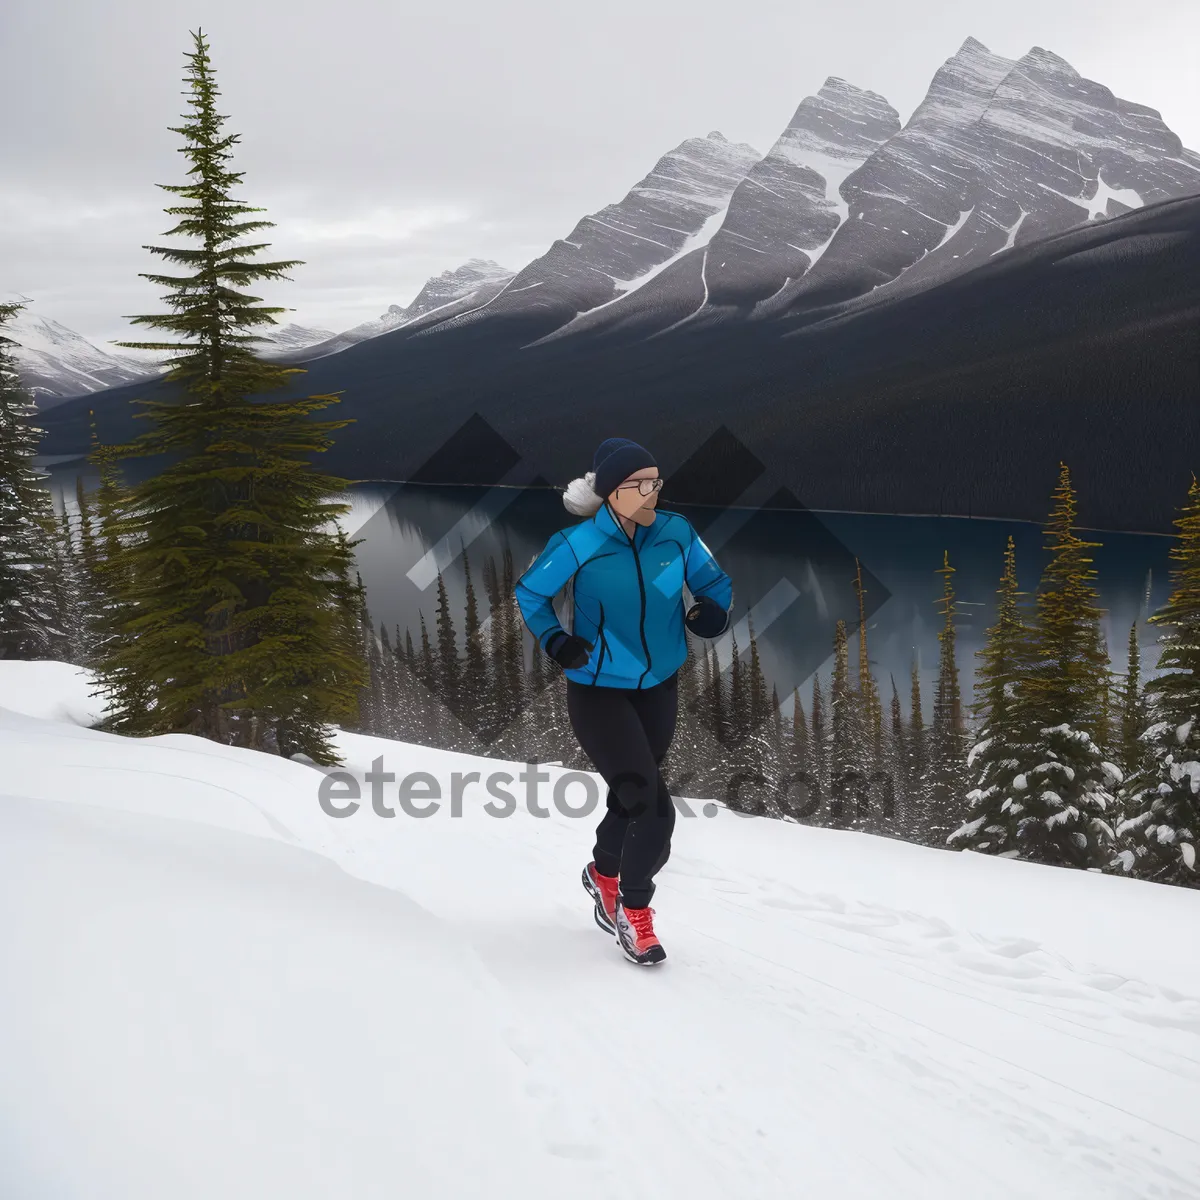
[685,595,730,638]
[546,630,594,670]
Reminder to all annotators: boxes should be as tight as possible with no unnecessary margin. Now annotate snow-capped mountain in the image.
[291,260,515,360]
[535,79,901,342]
[705,79,902,307]
[400,258,515,331]
[764,37,1200,314]
[3,311,156,405]
[493,38,1200,342]
[252,322,336,353]
[419,132,762,341]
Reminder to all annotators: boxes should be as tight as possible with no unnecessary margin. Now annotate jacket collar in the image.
[592,499,627,542]
[593,498,655,544]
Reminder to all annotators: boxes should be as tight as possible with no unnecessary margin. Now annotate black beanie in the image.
[591,438,657,500]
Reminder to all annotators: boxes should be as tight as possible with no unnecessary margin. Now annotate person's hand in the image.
[546,631,594,670]
[685,595,730,638]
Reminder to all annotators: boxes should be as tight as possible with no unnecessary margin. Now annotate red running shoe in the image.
[582,862,619,934]
[614,898,667,966]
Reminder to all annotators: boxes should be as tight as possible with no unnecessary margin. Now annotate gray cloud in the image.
[3,0,1197,344]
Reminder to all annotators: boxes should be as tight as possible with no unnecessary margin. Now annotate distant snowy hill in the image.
[252,321,336,354]
[3,660,1200,1199]
[5,311,336,405]
[3,311,156,406]
[293,259,515,359]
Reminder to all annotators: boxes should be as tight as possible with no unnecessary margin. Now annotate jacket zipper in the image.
[593,600,608,681]
[622,516,652,688]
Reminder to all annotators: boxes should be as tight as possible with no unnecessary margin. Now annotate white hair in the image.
[563,471,604,516]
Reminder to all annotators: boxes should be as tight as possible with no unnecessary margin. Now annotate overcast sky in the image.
[3,0,1198,348]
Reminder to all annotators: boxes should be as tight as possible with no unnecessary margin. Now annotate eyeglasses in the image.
[617,478,664,496]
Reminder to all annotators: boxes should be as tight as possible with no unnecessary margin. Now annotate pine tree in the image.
[922,552,969,844]
[1014,464,1119,868]
[94,30,365,762]
[904,655,927,838]
[71,474,106,664]
[709,639,729,756]
[854,558,884,769]
[46,505,92,665]
[0,301,59,659]
[86,441,150,731]
[1118,621,1151,782]
[461,543,489,734]
[785,686,813,821]
[727,626,746,749]
[949,536,1040,856]
[1116,474,1200,885]
[734,615,776,814]
[434,568,462,742]
[876,675,904,835]
[829,618,868,829]
[377,623,402,738]
[810,672,829,820]
[353,571,385,735]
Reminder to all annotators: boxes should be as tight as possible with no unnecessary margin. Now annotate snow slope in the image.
[2,664,1199,1200]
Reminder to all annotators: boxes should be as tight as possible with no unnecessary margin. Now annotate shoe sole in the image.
[619,943,667,967]
[581,865,617,935]
[614,906,667,966]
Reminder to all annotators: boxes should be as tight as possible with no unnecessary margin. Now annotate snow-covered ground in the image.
[2,662,1199,1200]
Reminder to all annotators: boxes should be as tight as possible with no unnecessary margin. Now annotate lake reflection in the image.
[343,482,1175,719]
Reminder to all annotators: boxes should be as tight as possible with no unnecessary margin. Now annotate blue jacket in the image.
[514,501,734,689]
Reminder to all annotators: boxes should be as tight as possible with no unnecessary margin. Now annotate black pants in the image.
[565,671,679,909]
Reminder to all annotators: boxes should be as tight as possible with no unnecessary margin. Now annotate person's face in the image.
[608,466,661,519]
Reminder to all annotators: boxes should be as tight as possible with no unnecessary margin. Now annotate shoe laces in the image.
[624,906,656,938]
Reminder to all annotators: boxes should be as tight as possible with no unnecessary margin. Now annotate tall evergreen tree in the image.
[745,614,771,734]
[1116,474,1200,885]
[1012,464,1119,868]
[460,543,489,733]
[353,571,385,735]
[415,609,443,747]
[0,301,59,659]
[810,672,829,821]
[921,552,970,843]
[434,568,462,740]
[70,474,106,664]
[876,675,905,835]
[709,639,729,757]
[949,536,1040,856]
[727,626,746,749]
[904,655,927,838]
[854,558,884,770]
[783,686,815,821]
[46,505,92,665]
[86,441,151,730]
[95,30,365,762]
[829,618,868,829]
[1118,620,1151,782]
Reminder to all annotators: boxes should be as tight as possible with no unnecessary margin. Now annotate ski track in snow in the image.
[3,678,1200,1200]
